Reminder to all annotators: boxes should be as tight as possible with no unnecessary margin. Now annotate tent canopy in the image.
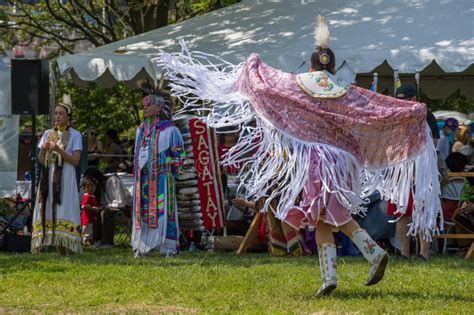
[58,0,474,98]
[433,110,471,125]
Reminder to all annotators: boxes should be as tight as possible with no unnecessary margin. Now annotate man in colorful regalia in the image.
[131,84,186,257]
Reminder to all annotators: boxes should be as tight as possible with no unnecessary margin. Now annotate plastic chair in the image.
[440,177,465,253]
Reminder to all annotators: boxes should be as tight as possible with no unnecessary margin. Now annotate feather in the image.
[137,79,157,96]
[315,15,330,48]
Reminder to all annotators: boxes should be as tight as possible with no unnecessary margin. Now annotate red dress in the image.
[387,193,414,217]
[81,193,97,225]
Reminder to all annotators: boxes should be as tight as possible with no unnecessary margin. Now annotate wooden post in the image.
[236,211,263,255]
[466,242,474,260]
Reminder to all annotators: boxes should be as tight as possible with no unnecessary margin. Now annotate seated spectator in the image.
[445,152,468,173]
[120,138,134,171]
[86,127,103,168]
[104,129,123,173]
[441,153,469,219]
[437,118,459,160]
[452,125,471,153]
[117,162,129,173]
[459,144,473,165]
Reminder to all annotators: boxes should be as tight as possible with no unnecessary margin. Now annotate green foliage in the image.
[0,198,15,217]
[0,251,472,313]
[420,90,474,114]
[56,80,143,139]
[187,0,239,14]
[1,1,242,54]
[7,0,241,138]
[171,0,240,22]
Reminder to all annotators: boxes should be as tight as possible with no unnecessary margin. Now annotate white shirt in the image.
[437,130,450,160]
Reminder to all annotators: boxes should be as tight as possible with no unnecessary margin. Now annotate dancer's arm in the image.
[50,142,81,166]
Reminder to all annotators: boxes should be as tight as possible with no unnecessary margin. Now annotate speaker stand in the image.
[30,113,37,205]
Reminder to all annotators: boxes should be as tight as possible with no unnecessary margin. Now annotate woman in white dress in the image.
[31,103,83,254]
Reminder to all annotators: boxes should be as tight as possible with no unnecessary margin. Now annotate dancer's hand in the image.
[232,197,248,208]
[41,142,52,150]
[233,197,256,211]
[459,201,474,214]
[50,142,64,154]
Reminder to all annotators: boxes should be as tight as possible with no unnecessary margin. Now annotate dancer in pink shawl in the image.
[160,16,441,297]
[285,17,388,296]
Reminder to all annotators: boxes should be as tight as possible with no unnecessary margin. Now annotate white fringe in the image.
[158,40,442,239]
[31,234,83,254]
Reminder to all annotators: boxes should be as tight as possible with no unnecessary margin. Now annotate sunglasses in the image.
[90,132,97,136]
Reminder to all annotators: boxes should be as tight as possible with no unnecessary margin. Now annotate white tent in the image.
[434,110,472,125]
[57,0,474,98]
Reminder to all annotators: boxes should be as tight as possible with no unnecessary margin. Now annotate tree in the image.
[420,90,474,115]
[0,0,239,55]
[57,80,143,140]
[7,0,240,143]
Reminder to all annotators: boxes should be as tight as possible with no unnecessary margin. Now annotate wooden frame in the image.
[434,234,474,260]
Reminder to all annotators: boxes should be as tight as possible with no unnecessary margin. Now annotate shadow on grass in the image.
[1,249,472,274]
[329,288,474,303]
[0,248,320,273]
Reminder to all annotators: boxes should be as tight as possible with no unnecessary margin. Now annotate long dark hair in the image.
[106,129,121,145]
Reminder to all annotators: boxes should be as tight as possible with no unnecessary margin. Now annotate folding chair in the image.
[440,176,465,253]
[113,206,132,247]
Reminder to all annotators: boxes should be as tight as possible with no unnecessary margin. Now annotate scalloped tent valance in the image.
[356,60,474,99]
[57,0,474,99]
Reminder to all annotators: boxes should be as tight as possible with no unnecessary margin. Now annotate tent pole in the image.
[393,69,399,97]
[373,72,378,92]
[49,61,56,128]
[415,70,420,102]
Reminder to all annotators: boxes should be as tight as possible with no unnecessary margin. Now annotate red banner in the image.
[189,118,225,229]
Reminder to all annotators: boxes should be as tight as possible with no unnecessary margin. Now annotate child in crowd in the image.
[81,179,99,246]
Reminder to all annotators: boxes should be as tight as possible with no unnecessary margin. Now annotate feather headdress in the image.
[315,15,330,48]
[137,80,172,119]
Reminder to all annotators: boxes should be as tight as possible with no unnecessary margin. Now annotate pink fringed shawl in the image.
[159,41,442,238]
[235,54,427,168]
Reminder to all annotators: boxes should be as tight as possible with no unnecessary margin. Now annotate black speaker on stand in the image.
[11,59,50,204]
[11,59,49,115]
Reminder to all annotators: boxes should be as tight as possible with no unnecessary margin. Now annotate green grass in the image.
[0,248,473,314]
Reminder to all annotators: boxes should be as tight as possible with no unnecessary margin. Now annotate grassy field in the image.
[0,248,472,314]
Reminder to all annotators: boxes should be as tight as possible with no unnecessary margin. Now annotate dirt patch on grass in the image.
[101,304,198,314]
[0,305,198,314]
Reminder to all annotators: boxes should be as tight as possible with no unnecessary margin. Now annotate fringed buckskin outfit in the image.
[32,127,83,253]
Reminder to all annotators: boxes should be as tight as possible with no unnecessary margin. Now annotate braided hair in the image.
[138,80,172,120]
[310,46,336,74]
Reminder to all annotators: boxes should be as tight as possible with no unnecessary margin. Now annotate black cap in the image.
[396,85,417,99]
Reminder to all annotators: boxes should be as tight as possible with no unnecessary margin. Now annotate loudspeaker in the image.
[11,59,49,115]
